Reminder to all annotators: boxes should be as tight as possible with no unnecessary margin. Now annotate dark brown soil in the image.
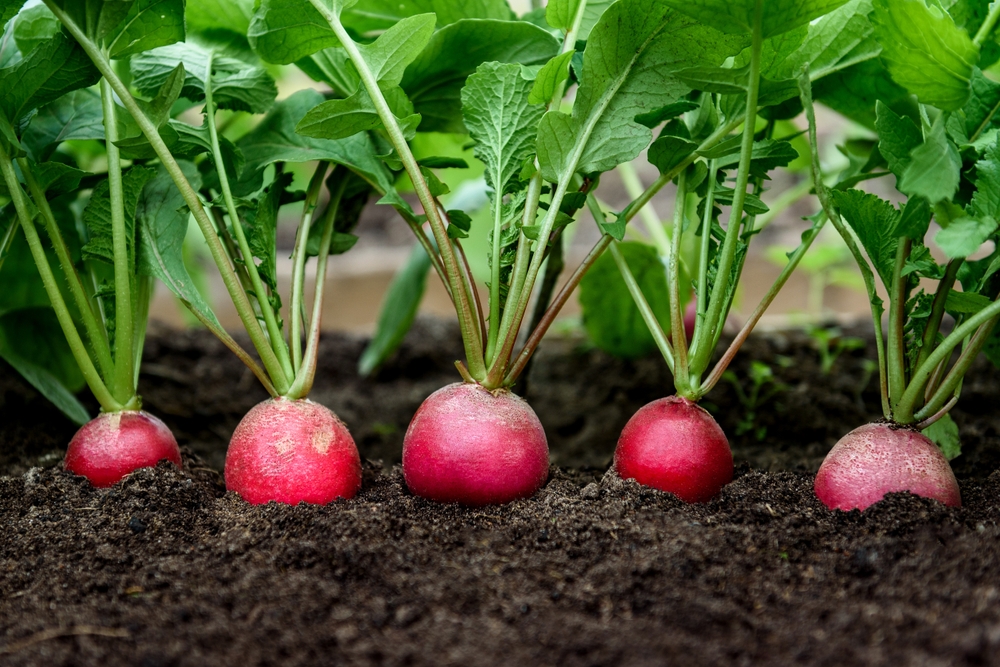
[2,319,1000,666]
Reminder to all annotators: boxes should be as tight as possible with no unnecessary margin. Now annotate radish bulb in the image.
[64,411,181,488]
[402,382,549,506]
[614,396,733,503]
[225,398,362,505]
[814,422,960,510]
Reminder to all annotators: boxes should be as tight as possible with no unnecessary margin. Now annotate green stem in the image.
[689,2,763,377]
[915,258,960,372]
[486,182,505,364]
[18,157,114,379]
[0,208,16,272]
[700,216,824,397]
[886,237,911,411]
[669,169,689,389]
[696,159,718,332]
[205,55,294,385]
[609,238,676,375]
[504,234,612,386]
[289,162,330,372]
[897,300,1000,423]
[308,0,486,380]
[798,70,890,417]
[913,325,990,423]
[286,176,346,400]
[491,172,541,368]
[975,1,1000,46]
[0,148,122,412]
[100,76,135,404]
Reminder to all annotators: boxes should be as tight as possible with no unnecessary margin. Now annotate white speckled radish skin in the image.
[402,382,549,506]
[814,422,960,510]
[614,396,733,503]
[64,411,181,488]
[225,398,362,505]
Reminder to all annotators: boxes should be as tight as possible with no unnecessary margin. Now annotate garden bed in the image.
[2,319,1000,666]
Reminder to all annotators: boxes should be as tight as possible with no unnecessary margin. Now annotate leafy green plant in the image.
[807,0,1000,510]
[722,360,788,441]
[807,326,866,375]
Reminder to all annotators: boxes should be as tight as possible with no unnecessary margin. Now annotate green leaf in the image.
[108,0,185,58]
[1,0,26,31]
[963,68,1000,140]
[771,0,879,81]
[0,16,21,69]
[0,31,100,124]
[462,62,545,192]
[81,166,157,267]
[546,0,618,40]
[971,140,1000,218]
[235,89,397,197]
[529,51,574,105]
[944,289,993,313]
[358,242,431,376]
[831,188,900,288]
[248,0,341,65]
[635,100,699,128]
[874,100,921,179]
[662,0,852,39]
[813,58,917,130]
[922,413,960,461]
[648,134,698,175]
[187,0,254,37]
[135,162,221,329]
[579,241,670,359]
[131,41,277,114]
[296,85,421,141]
[537,0,745,183]
[898,117,961,204]
[21,88,105,162]
[935,216,998,258]
[343,0,513,32]
[13,4,60,54]
[400,19,560,133]
[0,308,89,425]
[49,0,134,41]
[357,13,436,87]
[872,0,979,111]
[707,138,799,177]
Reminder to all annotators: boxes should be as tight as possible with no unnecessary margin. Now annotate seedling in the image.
[30,0,379,504]
[722,361,788,441]
[802,0,1000,510]
[808,326,865,375]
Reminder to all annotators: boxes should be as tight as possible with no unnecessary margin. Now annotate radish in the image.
[814,423,960,511]
[226,398,361,505]
[402,383,549,506]
[64,411,181,488]
[615,396,732,503]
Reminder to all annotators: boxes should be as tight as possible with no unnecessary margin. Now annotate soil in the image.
[2,318,1000,666]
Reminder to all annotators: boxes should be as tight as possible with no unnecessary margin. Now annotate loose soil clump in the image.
[2,319,1000,666]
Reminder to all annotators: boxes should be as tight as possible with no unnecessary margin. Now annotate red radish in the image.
[814,422,960,511]
[402,382,549,506]
[614,396,733,503]
[64,411,181,488]
[225,398,362,505]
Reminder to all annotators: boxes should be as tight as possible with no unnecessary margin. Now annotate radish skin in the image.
[815,422,960,510]
[615,396,733,503]
[225,398,362,505]
[403,382,549,506]
[64,411,181,488]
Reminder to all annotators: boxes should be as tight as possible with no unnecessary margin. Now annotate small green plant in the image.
[722,361,788,441]
[808,326,865,375]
